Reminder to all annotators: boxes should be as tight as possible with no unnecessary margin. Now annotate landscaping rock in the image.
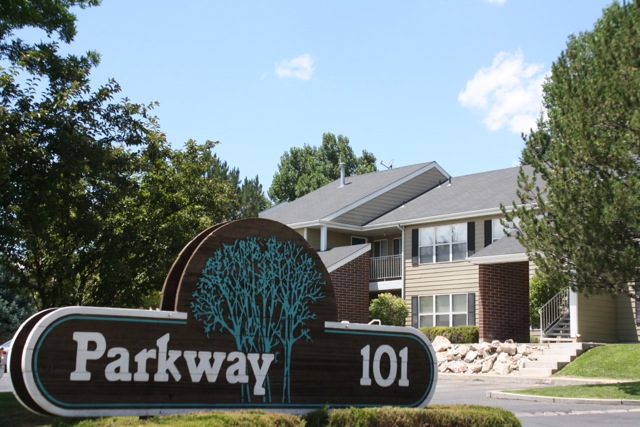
[432,336,451,352]
[431,337,545,376]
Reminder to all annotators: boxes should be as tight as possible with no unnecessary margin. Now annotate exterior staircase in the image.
[519,342,597,377]
[539,287,572,343]
[541,312,571,342]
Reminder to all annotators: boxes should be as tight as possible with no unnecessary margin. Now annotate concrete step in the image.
[543,343,586,355]
[518,343,597,377]
[536,353,573,363]
[522,360,569,370]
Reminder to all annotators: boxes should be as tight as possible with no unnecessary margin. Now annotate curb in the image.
[438,372,625,386]
[487,390,640,406]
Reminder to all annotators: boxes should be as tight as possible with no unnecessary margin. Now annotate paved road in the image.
[432,374,640,426]
[0,372,11,393]
[4,371,640,425]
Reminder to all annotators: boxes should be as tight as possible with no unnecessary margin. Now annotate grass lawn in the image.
[554,344,640,380]
[510,381,640,400]
[508,343,640,400]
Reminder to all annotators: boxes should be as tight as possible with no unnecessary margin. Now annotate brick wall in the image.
[330,252,371,323]
[478,261,529,342]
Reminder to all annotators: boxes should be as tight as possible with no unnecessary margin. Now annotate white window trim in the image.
[418,223,467,264]
[418,293,468,328]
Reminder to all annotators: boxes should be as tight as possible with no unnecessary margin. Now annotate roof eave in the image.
[468,253,529,265]
[323,243,372,273]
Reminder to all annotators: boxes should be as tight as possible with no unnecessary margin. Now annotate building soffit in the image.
[324,162,450,225]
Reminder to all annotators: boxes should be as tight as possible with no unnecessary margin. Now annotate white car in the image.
[0,340,11,377]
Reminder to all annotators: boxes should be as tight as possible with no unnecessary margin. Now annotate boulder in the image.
[432,336,451,352]
[492,361,512,375]
[463,350,478,363]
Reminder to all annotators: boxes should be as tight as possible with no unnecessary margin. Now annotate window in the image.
[491,217,521,243]
[352,236,368,245]
[373,239,388,257]
[418,223,467,264]
[418,294,469,327]
[491,218,504,242]
[393,237,402,255]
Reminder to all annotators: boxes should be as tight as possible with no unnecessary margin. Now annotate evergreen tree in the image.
[507,0,640,301]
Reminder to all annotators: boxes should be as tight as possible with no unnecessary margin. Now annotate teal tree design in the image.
[191,236,326,403]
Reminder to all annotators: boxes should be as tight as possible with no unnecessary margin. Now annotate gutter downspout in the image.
[397,224,405,300]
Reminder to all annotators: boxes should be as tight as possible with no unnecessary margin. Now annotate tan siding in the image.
[577,293,618,342]
[305,228,321,250]
[616,287,640,342]
[327,232,352,248]
[404,224,481,326]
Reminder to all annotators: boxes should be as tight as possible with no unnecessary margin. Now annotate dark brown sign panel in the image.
[10,219,437,416]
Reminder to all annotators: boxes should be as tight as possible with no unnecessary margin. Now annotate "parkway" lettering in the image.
[69,332,275,396]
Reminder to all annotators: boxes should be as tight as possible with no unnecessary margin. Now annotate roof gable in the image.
[260,162,449,226]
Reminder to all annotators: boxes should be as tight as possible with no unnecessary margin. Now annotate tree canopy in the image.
[507,0,640,301]
[0,0,265,310]
[268,132,377,203]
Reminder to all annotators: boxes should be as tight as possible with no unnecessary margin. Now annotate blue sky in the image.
[66,0,613,193]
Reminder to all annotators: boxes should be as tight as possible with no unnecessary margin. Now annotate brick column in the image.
[330,252,371,323]
[478,262,529,342]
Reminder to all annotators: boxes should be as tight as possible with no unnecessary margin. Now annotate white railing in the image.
[539,287,570,336]
[370,255,402,280]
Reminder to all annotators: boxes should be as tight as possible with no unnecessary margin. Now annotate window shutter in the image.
[467,293,476,326]
[411,296,419,328]
[484,220,492,247]
[467,221,475,256]
[411,228,419,267]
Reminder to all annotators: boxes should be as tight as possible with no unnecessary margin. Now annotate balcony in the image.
[370,254,402,281]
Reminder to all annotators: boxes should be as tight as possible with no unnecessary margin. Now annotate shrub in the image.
[327,405,521,427]
[369,293,408,326]
[529,272,563,329]
[419,326,479,343]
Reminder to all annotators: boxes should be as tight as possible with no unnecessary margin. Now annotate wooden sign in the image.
[9,218,437,416]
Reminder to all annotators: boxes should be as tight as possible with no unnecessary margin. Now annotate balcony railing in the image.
[370,254,402,281]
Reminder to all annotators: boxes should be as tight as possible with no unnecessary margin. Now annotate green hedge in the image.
[324,405,520,427]
[419,326,479,343]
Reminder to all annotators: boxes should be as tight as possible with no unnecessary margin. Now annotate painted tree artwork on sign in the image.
[191,236,326,403]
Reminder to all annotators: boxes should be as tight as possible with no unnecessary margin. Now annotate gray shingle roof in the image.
[367,166,530,227]
[260,162,446,225]
[317,243,370,272]
[470,235,525,258]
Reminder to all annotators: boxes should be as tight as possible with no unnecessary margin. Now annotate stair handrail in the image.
[538,287,570,337]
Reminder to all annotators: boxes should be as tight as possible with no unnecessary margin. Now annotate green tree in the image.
[507,0,640,302]
[369,293,408,326]
[268,132,377,203]
[528,273,563,329]
[0,1,239,309]
[0,266,36,342]
[237,176,272,218]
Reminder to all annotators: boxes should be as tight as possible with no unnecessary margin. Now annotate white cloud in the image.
[458,50,547,134]
[275,54,314,80]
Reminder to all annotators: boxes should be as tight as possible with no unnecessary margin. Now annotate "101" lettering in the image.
[360,345,409,387]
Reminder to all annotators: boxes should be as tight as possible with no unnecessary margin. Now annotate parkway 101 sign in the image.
[9,218,437,417]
